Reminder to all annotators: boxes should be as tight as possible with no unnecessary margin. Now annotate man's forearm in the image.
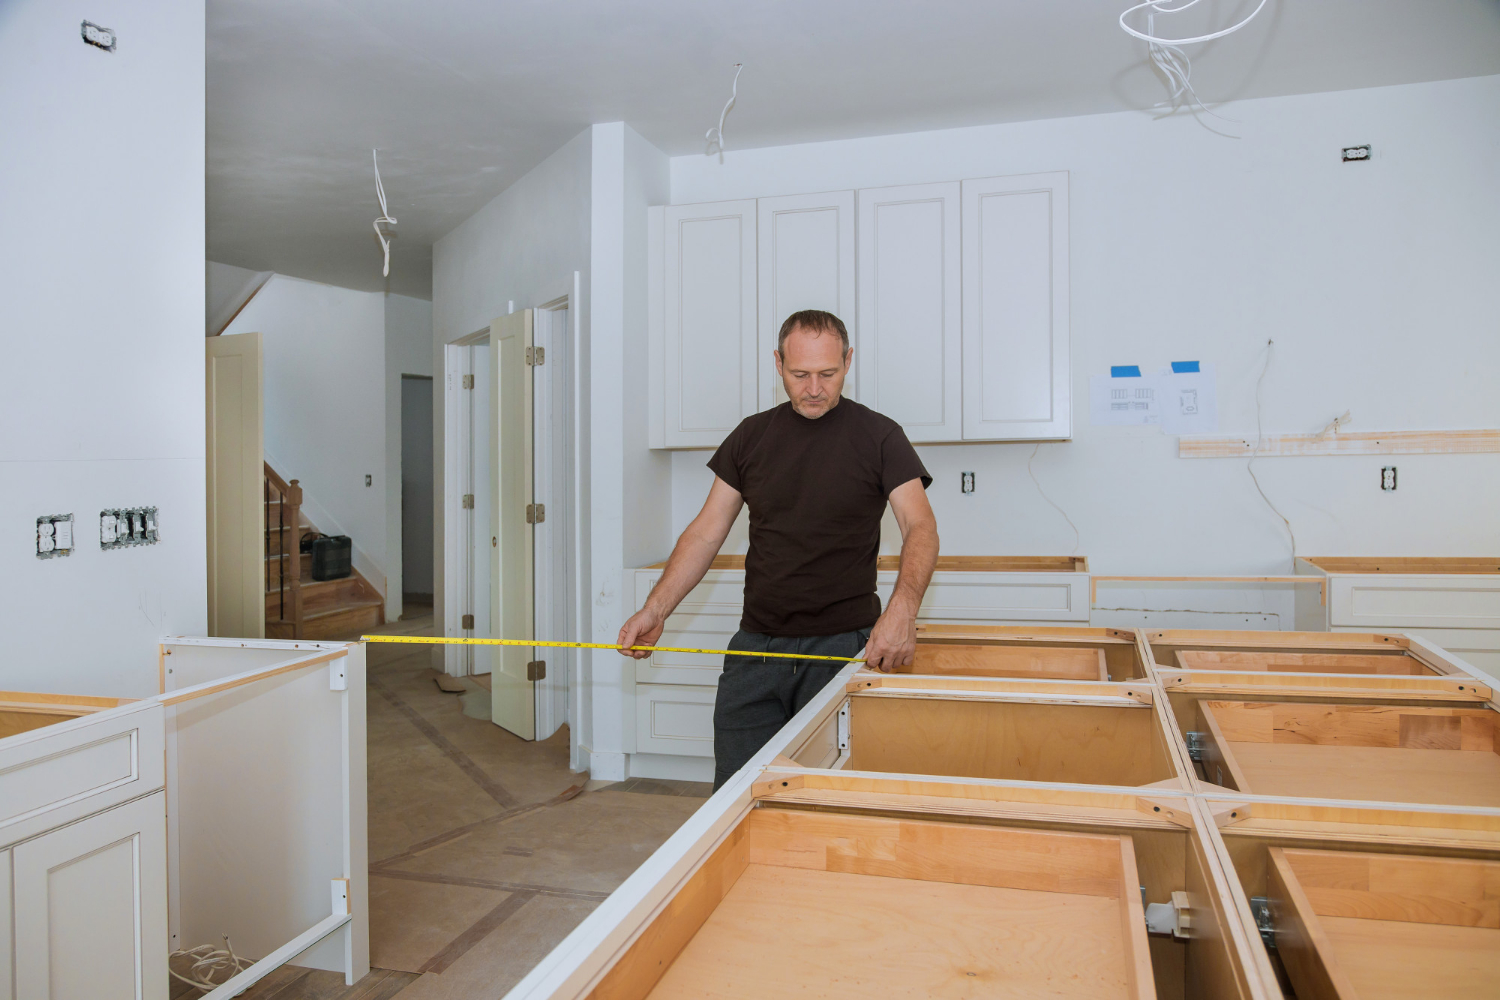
[886,521,938,619]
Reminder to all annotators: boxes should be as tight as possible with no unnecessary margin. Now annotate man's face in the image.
[775,325,851,419]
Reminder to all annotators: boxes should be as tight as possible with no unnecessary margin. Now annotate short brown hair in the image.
[777,310,849,356]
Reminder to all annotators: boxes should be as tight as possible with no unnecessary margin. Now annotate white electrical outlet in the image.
[37,514,74,559]
[101,507,160,549]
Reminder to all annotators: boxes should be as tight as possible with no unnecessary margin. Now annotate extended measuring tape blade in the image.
[359,634,864,664]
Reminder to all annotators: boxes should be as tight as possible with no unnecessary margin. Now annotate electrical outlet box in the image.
[80,20,116,51]
[961,471,976,494]
[365,474,373,487]
[1342,145,1371,162]
[1381,466,1398,491]
[101,507,159,549]
[36,514,74,559]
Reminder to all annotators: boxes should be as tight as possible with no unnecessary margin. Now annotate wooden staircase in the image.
[265,462,385,640]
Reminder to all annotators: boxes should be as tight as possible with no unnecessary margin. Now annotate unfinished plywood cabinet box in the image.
[505,639,1274,1000]
[1149,629,1500,806]
[1205,797,1500,999]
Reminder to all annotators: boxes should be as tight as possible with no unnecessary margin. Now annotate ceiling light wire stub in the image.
[705,63,743,162]
[372,149,397,278]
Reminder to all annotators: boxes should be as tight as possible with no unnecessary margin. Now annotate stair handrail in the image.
[263,462,305,639]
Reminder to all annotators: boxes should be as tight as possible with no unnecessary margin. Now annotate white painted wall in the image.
[0,0,206,697]
[222,274,390,597]
[206,260,271,336]
[665,74,1500,629]
[386,293,433,618]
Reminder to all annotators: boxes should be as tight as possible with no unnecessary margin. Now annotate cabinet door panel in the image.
[757,192,856,409]
[662,200,758,448]
[961,172,1071,440]
[856,182,962,442]
[13,792,168,1000]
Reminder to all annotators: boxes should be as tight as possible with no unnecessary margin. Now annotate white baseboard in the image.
[584,749,627,782]
[627,752,714,783]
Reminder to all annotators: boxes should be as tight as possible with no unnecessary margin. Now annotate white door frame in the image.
[533,293,575,741]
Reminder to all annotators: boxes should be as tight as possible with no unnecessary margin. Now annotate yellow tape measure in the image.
[360,634,864,664]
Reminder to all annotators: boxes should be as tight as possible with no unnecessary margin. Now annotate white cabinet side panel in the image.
[856,182,962,442]
[0,849,10,1000]
[756,192,856,409]
[962,172,1071,440]
[663,200,757,448]
[13,792,168,1000]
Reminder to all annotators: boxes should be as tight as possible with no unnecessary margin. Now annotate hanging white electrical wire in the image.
[1246,338,1298,570]
[170,936,252,992]
[704,63,744,162]
[372,149,397,278]
[1119,0,1270,125]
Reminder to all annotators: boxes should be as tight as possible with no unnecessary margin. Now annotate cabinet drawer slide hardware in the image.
[836,704,850,752]
[1184,731,1205,762]
[1250,896,1275,948]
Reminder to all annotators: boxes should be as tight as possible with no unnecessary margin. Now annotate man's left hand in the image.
[863,608,917,672]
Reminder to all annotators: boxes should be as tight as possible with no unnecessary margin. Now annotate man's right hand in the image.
[617,608,666,659]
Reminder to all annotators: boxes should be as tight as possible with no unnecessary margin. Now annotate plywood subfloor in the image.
[1321,917,1500,999]
[647,864,1132,999]
[1228,742,1500,807]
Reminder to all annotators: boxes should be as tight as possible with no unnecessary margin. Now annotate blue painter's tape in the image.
[1111,365,1142,378]
[1171,361,1200,374]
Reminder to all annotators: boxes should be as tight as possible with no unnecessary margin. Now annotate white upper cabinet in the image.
[756,192,857,409]
[855,182,963,443]
[649,172,1071,449]
[651,200,758,449]
[961,172,1071,440]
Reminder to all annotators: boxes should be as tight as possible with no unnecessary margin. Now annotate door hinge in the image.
[526,503,545,524]
[461,613,474,630]
[461,373,474,389]
[527,660,546,681]
[462,494,474,509]
[526,346,545,366]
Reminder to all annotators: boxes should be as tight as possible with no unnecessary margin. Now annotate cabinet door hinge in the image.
[525,503,546,524]
[461,374,475,389]
[525,346,546,366]
[526,660,546,681]
[462,494,474,509]
[461,613,474,630]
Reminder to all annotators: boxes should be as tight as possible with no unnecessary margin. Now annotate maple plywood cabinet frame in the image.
[1201,798,1500,999]
[503,744,1266,998]
[1295,557,1500,680]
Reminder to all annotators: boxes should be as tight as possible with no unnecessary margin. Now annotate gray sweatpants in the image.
[712,626,872,789]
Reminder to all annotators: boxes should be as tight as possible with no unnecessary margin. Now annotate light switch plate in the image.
[101,506,160,549]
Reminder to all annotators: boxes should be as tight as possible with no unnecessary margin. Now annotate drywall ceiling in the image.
[208,0,1500,298]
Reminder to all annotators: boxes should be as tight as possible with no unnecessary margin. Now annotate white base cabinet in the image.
[11,792,169,1000]
[1295,557,1500,682]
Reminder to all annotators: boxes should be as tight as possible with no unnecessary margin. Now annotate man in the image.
[618,309,939,788]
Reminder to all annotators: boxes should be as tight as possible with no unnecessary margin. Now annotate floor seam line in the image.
[368,672,520,808]
[417,890,539,975]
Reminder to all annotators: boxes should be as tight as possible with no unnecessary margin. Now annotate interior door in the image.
[491,310,535,739]
[206,331,266,638]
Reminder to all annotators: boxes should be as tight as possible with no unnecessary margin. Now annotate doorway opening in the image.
[400,374,435,616]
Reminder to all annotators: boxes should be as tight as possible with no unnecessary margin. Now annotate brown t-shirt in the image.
[708,398,931,637]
